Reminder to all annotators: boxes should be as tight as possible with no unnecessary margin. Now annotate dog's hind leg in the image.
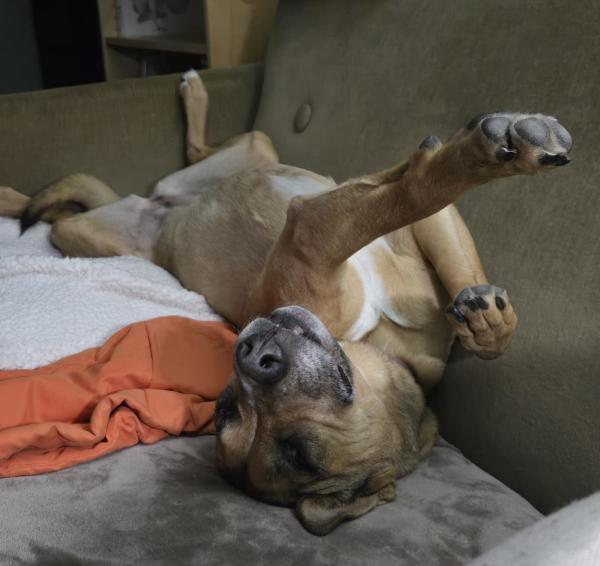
[0,187,30,218]
[151,130,279,208]
[153,70,279,207]
[11,174,159,260]
[180,69,278,166]
[18,174,120,233]
[51,195,167,260]
[180,69,214,164]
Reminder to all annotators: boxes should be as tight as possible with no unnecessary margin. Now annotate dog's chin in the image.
[267,306,339,351]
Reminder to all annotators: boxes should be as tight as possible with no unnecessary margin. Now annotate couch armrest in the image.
[468,492,600,565]
[0,64,264,197]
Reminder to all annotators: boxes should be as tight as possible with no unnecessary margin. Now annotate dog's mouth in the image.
[267,306,340,351]
[267,311,325,347]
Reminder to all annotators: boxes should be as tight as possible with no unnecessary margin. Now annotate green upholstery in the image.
[254,0,600,513]
[0,64,263,196]
[0,0,597,524]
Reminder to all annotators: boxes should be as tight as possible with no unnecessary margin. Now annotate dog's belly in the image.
[268,171,332,200]
[157,166,334,324]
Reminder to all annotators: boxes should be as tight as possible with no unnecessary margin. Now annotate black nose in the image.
[235,333,286,385]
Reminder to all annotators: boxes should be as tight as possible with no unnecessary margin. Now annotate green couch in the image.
[1,1,598,564]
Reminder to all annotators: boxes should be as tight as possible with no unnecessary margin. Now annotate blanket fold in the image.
[0,316,236,477]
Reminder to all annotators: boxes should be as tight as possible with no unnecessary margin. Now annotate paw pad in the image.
[468,112,572,169]
[446,284,506,322]
[446,284,517,359]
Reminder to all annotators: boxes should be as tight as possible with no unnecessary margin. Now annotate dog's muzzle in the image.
[235,327,287,385]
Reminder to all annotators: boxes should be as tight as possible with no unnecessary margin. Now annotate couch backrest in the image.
[0,65,263,196]
[254,0,600,513]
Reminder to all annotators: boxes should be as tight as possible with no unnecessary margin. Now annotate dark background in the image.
[0,0,104,95]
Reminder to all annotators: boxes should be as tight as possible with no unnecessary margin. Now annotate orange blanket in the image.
[0,316,236,477]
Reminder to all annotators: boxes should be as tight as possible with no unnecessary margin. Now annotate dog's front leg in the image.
[412,205,517,359]
[409,112,572,358]
[245,112,571,338]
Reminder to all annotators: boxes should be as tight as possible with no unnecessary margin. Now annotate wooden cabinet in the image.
[97,0,278,80]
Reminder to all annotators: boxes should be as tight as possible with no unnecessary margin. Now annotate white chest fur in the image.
[269,173,332,200]
[268,172,414,341]
[345,238,415,341]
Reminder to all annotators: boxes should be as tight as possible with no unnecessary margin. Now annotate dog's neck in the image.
[341,341,428,465]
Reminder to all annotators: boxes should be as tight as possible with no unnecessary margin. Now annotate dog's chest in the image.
[265,170,422,341]
[345,238,416,341]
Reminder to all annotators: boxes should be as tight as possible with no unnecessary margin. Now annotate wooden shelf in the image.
[105,35,207,56]
[97,0,278,80]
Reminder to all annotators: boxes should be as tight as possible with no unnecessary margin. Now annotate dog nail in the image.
[495,297,506,310]
[539,153,571,166]
[419,135,442,151]
[496,147,518,162]
[447,306,466,323]
[475,296,489,309]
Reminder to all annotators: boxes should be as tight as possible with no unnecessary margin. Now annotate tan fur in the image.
[2,72,568,534]
[22,174,119,226]
[0,187,30,217]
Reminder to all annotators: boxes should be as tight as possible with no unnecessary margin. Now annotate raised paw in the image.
[446,284,517,360]
[179,69,207,100]
[466,112,572,174]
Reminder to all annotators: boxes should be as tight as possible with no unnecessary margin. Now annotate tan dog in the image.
[0,70,572,535]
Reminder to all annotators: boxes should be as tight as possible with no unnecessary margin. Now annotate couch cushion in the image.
[0,437,540,566]
[0,64,263,197]
[253,0,600,514]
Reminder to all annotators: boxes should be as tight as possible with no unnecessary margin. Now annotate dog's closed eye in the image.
[279,434,322,475]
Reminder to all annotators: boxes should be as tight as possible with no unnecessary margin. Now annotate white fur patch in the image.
[268,174,328,201]
[182,69,199,81]
[180,69,200,92]
[152,145,249,206]
[345,238,415,341]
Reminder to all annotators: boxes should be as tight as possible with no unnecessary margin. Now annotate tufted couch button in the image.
[294,102,312,132]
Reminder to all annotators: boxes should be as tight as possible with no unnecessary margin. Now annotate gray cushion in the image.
[0,437,540,566]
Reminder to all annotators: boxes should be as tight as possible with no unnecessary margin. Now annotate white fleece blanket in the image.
[0,218,221,369]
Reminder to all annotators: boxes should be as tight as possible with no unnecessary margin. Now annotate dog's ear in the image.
[295,468,397,535]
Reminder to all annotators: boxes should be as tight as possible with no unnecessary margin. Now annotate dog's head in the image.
[215,306,435,535]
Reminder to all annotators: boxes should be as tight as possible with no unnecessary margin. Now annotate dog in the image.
[0,70,572,535]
